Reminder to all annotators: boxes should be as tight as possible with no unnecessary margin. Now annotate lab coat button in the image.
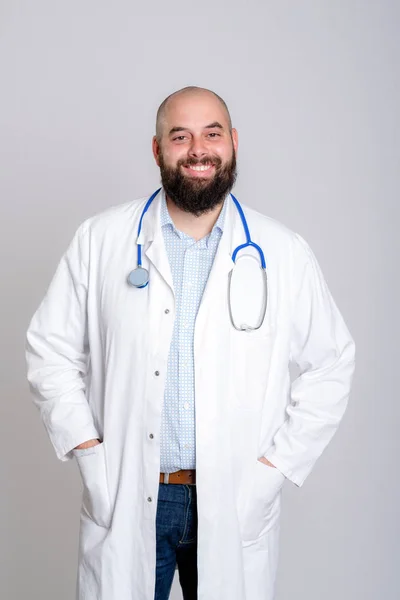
[147,497,152,502]
[154,371,160,376]
[164,309,170,314]
[149,433,154,439]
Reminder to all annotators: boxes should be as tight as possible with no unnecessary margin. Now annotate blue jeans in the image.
[154,483,198,600]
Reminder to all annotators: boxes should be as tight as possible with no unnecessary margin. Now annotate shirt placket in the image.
[178,238,199,469]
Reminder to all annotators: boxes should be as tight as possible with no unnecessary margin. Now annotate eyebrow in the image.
[168,121,224,135]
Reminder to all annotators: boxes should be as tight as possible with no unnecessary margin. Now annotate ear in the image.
[231,128,239,155]
[152,136,161,167]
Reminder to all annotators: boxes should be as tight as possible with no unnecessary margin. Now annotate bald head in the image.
[152,86,238,215]
[155,86,232,143]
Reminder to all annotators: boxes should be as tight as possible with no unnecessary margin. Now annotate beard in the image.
[158,147,237,216]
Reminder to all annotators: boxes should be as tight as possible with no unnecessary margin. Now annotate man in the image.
[26,86,356,600]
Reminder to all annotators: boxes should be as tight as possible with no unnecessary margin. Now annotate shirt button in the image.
[154,371,160,376]
[184,402,189,410]
[149,433,154,439]
[164,309,170,314]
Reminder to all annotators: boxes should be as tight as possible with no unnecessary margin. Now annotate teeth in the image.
[188,164,212,171]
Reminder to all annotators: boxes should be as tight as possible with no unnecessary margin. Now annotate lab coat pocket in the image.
[241,460,285,544]
[230,328,275,410]
[73,442,112,529]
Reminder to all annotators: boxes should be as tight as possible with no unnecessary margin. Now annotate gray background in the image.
[0,1,398,599]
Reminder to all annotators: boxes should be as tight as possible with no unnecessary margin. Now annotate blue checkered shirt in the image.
[159,193,227,472]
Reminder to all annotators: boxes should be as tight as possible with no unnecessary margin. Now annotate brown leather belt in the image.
[159,469,196,485]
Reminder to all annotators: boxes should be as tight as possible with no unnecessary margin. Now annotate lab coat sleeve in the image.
[25,221,100,462]
[264,233,356,487]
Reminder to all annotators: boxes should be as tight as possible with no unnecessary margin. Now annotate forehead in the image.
[163,92,229,130]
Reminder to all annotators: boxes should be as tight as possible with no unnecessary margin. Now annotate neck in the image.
[166,195,224,241]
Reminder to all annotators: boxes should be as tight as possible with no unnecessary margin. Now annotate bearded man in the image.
[26,86,356,600]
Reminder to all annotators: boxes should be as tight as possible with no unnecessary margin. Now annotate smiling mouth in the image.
[183,163,215,173]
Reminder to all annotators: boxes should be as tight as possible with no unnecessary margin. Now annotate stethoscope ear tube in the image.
[136,188,162,268]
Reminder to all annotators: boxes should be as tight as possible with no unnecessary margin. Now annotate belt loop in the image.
[163,472,169,484]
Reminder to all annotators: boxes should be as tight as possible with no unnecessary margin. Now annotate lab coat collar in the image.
[136,187,164,246]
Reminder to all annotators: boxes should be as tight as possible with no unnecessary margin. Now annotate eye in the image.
[172,135,187,141]
[207,132,221,138]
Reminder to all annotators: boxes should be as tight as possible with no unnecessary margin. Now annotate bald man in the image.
[26,86,356,600]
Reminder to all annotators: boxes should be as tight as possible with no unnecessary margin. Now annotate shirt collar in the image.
[160,190,228,238]
[160,191,174,229]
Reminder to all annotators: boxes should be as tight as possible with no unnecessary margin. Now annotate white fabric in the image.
[25,188,356,600]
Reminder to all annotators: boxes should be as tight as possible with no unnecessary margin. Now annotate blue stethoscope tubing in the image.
[127,188,161,289]
[127,188,268,330]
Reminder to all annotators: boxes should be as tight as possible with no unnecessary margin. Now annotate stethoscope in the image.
[127,188,268,331]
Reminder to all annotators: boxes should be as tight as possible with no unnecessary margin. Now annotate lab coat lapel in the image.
[137,189,174,292]
[195,193,239,332]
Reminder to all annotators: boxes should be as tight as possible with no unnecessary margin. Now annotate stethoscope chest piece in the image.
[127,267,150,288]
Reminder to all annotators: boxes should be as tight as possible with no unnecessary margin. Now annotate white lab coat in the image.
[26,188,355,600]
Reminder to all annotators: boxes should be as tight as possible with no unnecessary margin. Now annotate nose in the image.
[187,137,208,160]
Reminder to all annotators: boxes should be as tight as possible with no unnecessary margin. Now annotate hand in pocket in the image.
[73,442,112,529]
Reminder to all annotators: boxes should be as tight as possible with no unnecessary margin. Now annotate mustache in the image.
[178,156,222,168]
